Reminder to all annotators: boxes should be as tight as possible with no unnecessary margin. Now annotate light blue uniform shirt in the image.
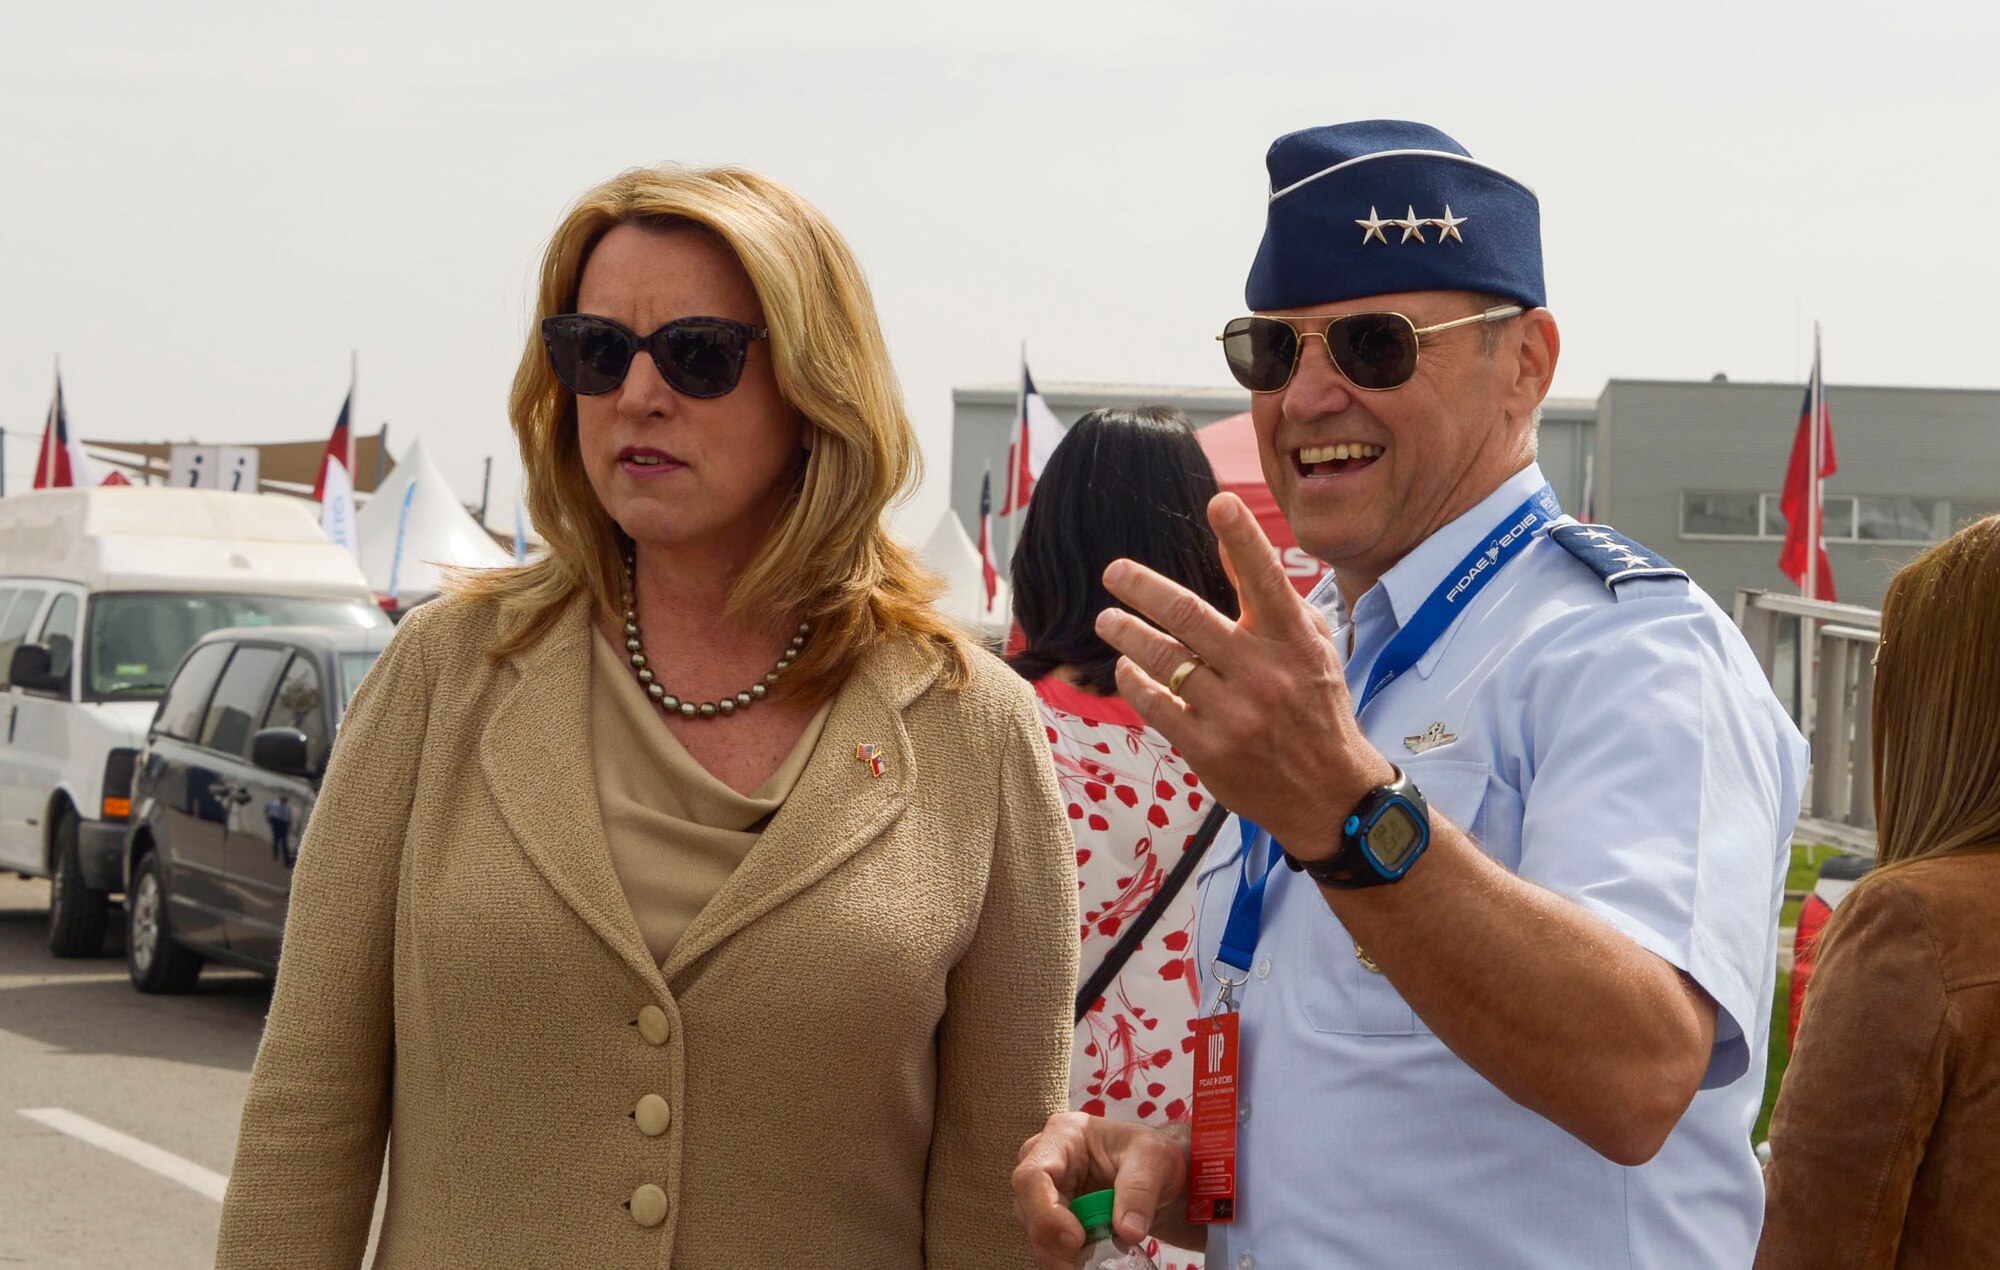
[1196,462,1808,1269]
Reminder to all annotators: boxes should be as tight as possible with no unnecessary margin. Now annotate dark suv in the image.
[124,625,393,992]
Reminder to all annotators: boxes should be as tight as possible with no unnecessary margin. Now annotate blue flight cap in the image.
[1246,120,1545,312]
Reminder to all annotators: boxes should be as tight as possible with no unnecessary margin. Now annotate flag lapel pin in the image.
[855,743,887,778]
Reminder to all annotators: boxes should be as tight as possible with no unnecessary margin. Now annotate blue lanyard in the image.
[1211,484,1562,991]
[1216,820,1279,979]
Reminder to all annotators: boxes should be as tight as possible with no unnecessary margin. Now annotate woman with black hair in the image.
[1008,405,1236,1270]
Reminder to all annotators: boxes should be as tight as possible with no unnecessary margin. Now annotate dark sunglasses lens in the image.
[1328,314,1419,390]
[1222,317,1297,392]
[653,320,749,399]
[544,318,635,395]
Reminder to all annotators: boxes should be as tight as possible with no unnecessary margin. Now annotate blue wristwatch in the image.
[1287,765,1431,888]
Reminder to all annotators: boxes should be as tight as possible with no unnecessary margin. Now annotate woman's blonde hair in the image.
[1869,512,2000,868]
[452,164,964,697]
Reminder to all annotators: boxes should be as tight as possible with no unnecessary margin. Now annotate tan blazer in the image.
[1757,848,2000,1268]
[215,593,1077,1268]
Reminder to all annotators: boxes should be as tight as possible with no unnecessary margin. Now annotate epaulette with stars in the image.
[1546,522,1688,593]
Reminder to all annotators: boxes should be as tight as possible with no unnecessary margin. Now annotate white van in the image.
[0,487,390,956]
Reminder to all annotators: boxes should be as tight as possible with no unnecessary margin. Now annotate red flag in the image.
[1000,432,1031,515]
[1779,333,1838,601]
[315,384,361,557]
[999,366,1062,515]
[978,469,998,607]
[101,471,132,487]
[32,382,74,489]
[33,373,101,488]
[314,389,353,502]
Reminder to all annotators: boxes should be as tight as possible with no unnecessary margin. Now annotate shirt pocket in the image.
[1299,758,1490,1037]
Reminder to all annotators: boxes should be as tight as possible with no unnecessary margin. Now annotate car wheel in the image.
[127,851,202,994]
[47,809,111,958]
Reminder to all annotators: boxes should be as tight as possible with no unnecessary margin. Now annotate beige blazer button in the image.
[630,1183,668,1227]
[636,1005,670,1046]
[635,1094,672,1137]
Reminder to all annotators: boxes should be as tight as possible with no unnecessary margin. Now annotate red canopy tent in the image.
[1197,412,1329,595]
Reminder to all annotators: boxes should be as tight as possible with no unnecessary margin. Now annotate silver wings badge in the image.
[1404,722,1457,754]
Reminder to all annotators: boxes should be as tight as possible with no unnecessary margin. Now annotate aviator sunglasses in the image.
[541,313,769,399]
[1219,304,1523,394]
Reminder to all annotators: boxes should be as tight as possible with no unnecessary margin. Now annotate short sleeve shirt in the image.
[1196,462,1809,1269]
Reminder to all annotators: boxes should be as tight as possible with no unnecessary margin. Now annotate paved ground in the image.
[0,873,269,1267]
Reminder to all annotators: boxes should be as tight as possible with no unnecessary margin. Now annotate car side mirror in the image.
[8,643,67,695]
[249,727,314,777]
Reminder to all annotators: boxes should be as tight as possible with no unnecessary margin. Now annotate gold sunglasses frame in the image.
[1217,304,1524,394]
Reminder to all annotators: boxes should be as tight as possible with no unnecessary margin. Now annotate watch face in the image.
[1366,802,1425,871]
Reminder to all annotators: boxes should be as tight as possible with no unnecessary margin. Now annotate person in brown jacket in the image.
[213,165,1077,1268]
[1758,513,2000,1268]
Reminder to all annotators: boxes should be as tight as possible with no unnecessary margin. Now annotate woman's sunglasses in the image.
[1218,304,1522,394]
[541,313,769,399]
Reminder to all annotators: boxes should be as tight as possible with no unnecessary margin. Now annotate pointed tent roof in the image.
[918,508,1010,641]
[354,437,512,600]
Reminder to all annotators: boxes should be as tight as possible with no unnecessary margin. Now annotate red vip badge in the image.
[1186,1011,1239,1224]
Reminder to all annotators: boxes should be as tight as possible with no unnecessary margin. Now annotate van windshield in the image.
[87,593,390,701]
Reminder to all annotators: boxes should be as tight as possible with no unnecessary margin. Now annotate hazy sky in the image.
[5,1,1996,536]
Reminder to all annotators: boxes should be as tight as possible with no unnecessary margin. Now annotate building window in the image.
[1819,496,1860,541]
[1681,492,1920,543]
[1855,496,1935,545]
[1953,500,1999,529]
[1681,492,1763,538]
[1757,493,1789,537]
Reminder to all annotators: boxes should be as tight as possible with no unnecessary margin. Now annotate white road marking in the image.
[17,1108,228,1201]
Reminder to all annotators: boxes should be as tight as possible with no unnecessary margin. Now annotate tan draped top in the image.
[589,631,830,966]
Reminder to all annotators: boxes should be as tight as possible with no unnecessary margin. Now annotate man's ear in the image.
[1507,308,1560,417]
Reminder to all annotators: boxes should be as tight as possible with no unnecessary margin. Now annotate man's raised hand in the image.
[1094,493,1391,854]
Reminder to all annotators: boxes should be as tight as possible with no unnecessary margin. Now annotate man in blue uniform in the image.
[1014,120,1807,1268]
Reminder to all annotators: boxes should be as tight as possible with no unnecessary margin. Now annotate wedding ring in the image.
[1166,655,1205,697]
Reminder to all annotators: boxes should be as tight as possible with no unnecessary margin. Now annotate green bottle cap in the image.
[1069,1189,1117,1237]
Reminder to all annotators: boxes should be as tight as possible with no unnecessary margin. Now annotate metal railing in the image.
[1734,589,1882,857]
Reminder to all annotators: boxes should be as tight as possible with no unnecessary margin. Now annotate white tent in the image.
[355,437,513,602]
[918,508,1010,642]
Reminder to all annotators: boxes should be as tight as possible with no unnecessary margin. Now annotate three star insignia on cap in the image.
[1355,204,1470,246]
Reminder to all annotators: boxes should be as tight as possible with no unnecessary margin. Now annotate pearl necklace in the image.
[620,559,810,720]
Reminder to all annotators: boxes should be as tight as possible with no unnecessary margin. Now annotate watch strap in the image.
[1288,765,1429,889]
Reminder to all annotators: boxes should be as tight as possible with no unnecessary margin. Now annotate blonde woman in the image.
[216,166,1076,1268]
[1757,514,2000,1269]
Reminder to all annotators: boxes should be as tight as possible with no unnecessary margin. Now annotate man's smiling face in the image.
[1250,289,1550,588]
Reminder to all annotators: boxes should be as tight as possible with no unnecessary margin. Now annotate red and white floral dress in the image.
[1034,675,1211,1270]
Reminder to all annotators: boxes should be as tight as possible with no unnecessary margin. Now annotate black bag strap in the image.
[1074,802,1231,1025]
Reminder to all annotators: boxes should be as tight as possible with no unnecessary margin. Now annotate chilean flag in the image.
[33,373,104,489]
[1779,330,1838,602]
[315,387,360,557]
[999,366,1063,515]
[978,467,998,608]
